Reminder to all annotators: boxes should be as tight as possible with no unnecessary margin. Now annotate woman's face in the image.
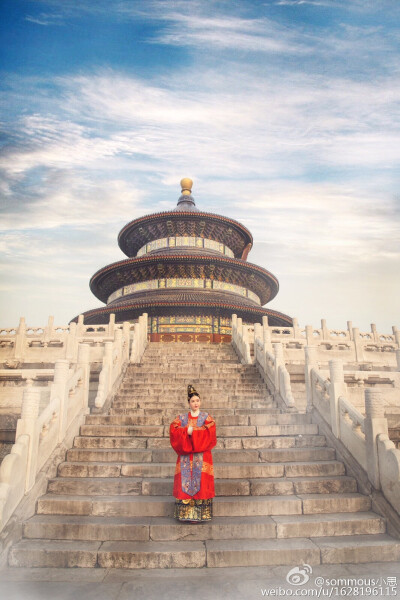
[189,395,201,412]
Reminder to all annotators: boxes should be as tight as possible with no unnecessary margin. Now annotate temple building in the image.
[74,179,292,341]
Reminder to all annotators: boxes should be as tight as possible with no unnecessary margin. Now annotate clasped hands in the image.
[187,425,194,435]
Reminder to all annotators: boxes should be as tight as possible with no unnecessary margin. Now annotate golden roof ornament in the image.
[180,178,193,196]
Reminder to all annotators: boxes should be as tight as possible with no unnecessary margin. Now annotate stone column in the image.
[364,389,388,489]
[396,349,400,372]
[328,360,346,437]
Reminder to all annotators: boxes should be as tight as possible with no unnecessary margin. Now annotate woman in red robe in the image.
[169,384,217,522]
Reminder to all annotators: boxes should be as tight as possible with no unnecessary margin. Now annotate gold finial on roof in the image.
[180,178,193,196]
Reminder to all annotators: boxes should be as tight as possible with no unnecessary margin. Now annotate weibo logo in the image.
[286,564,313,585]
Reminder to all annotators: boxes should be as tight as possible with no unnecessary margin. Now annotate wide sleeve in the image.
[169,416,193,455]
[191,415,217,453]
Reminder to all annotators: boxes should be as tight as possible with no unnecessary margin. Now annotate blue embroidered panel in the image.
[179,411,208,496]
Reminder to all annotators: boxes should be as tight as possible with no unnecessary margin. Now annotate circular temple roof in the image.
[118,211,253,258]
[74,301,292,327]
[89,254,279,305]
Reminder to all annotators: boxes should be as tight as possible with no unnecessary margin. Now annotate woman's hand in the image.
[187,425,193,435]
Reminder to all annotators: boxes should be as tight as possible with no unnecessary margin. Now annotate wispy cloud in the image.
[1,0,399,328]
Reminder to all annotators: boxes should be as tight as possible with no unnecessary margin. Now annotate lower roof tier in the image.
[71,297,292,327]
[90,254,279,305]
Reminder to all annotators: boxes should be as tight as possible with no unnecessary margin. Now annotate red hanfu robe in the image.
[170,412,216,500]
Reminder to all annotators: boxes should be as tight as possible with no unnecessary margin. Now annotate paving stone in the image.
[206,538,320,567]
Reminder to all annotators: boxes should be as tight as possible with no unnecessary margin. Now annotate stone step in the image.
[101,407,281,416]
[36,492,370,518]
[205,534,400,567]
[72,434,327,449]
[66,446,336,464]
[109,406,277,415]
[46,475,357,497]
[12,533,399,568]
[84,413,311,426]
[80,424,267,438]
[124,400,278,409]
[58,460,346,479]
[23,512,385,542]
[86,414,254,427]
[8,539,206,569]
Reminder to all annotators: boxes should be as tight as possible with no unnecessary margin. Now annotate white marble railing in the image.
[0,344,90,531]
[265,318,399,367]
[0,313,149,532]
[94,322,131,409]
[252,319,295,409]
[231,314,252,365]
[232,315,295,409]
[306,354,400,515]
[0,313,141,365]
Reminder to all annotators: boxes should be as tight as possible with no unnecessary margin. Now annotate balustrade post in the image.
[65,321,77,361]
[44,315,54,342]
[262,316,272,352]
[108,313,116,337]
[114,329,123,375]
[352,327,364,363]
[321,319,329,340]
[347,321,353,341]
[15,385,41,491]
[130,323,140,363]
[371,323,379,343]
[254,322,263,343]
[292,317,300,339]
[364,389,388,489]
[305,325,314,346]
[242,324,251,364]
[396,349,400,372]
[77,344,90,410]
[104,342,113,394]
[237,318,243,338]
[304,346,318,412]
[52,360,70,443]
[273,343,284,395]
[123,321,131,361]
[328,360,346,438]
[76,314,85,338]
[14,317,26,361]
[393,326,400,348]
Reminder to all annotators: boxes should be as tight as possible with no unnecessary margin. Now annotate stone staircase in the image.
[8,342,400,568]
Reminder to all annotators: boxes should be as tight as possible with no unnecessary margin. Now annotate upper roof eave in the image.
[118,210,253,258]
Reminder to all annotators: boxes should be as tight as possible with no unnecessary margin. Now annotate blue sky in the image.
[1,0,399,332]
